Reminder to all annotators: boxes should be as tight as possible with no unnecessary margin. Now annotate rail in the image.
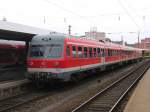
[72,60,150,112]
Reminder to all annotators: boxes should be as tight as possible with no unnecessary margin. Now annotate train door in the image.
[66,45,72,65]
[101,48,105,71]
[77,46,83,71]
[101,48,105,64]
[97,48,101,64]
[80,47,88,71]
[72,45,79,70]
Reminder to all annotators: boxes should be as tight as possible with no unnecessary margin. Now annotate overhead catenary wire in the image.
[42,0,94,25]
[117,0,140,30]
[42,0,149,37]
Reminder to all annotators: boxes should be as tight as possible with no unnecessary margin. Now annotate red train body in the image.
[0,41,26,67]
[27,34,142,82]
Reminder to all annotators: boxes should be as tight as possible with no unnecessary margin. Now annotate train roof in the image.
[31,33,66,43]
[65,37,105,48]
[141,48,150,51]
[32,34,141,51]
[0,40,25,48]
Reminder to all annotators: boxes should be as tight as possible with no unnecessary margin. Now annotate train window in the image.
[118,50,120,55]
[108,49,111,56]
[109,49,112,56]
[108,49,110,56]
[30,45,45,57]
[102,49,105,57]
[89,47,93,57]
[29,44,62,58]
[106,49,108,56]
[66,46,70,57]
[97,48,101,57]
[104,49,106,56]
[110,50,112,56]
[84,47,88,58]
[94,48,97,57]
[72,46,77,58]
[110,49,112,56]
[78,46,83,58]
[46,44,62,58]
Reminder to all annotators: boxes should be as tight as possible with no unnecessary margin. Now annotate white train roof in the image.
[0,39,25,45]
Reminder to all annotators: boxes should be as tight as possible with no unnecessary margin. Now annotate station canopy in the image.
[0,20,52,41]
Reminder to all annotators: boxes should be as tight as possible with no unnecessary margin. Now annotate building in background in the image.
[133,38,150,50]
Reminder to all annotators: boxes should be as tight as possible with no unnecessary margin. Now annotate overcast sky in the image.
[0,0,150,43]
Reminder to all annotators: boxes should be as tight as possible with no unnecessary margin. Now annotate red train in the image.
[27,33,142,82]
[0,40,26,67]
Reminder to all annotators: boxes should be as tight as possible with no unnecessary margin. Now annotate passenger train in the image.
[27,33,142,82]
[0,40,26,67]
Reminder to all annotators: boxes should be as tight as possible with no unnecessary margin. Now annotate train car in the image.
[27,33,142,82]
[142,49,150,57]
[0,40,26,67]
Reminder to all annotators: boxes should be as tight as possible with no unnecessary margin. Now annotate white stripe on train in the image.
[28,57,140,74]
[28,62,103,74]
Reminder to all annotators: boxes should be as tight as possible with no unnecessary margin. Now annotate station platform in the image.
[124,68,150,112]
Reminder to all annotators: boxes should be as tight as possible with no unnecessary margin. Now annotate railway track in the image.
[0,60,148,112]
[0,66,26,82]
[0,79,30,103]
[0,67,25,72]
[0,90,51,112]
[72,60,150,112]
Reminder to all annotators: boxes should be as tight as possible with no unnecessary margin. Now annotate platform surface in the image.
[0,79,29,89]
[124,68,150,112]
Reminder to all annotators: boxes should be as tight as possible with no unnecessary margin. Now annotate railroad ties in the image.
[72,60,150,112]
[0,79,30,101]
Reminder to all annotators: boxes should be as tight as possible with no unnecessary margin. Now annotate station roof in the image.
[0,20,52,41]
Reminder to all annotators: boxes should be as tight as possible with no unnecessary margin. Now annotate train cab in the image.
[27,34,67,81]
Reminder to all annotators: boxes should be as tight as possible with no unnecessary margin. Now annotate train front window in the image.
[46,44,62,58]
[29,44,62,58]
[29,45,45,57]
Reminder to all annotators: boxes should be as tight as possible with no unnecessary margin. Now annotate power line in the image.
[123,0,139,17]
[43,0,82,18]
[42,0,94,24]
[117,0,140,30]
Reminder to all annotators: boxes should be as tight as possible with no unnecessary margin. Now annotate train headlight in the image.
[54,61,60,66]
[41,62,46,66]
[28,62,34,66]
